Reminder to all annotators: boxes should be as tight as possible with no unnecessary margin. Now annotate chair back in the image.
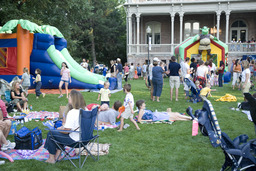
[5,90,11,102]
[79,107,98,141]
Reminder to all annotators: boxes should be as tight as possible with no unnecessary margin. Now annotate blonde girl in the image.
[10,81,28,111]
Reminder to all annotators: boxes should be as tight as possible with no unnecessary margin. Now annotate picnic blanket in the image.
[0,140,78,161]
[25,111,59,120]
[75,143,111,156]
[94,121,121,130]
[139,120,173,124]
[215,94,237,102]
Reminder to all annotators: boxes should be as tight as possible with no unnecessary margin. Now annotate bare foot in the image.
[136,127,140,130]
[45,159,55,164]
[117,129,123,132]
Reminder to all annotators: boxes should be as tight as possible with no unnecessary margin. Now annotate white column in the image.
[179,12,184,43]
[136,13,141,54]
[216,11,221,40]
[225,11,230,43]
[128,14,132,54]
[171,12,175,54]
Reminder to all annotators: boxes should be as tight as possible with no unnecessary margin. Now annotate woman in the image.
[241,60,251,94]
[123,62,129,82]
[110,60,116,77]
[152,59,165,102]
[135,100,193,123]
[44,90,86,164]
[232,59,242,90]
[11,81,28,112]
[58,62,71,98]
[196,60,207,87]
[218,61,225,87]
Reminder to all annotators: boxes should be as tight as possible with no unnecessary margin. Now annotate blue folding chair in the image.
[49,107,99,168]
[4,90,11,103]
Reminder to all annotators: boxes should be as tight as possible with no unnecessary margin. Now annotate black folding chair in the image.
[49,107,99,168]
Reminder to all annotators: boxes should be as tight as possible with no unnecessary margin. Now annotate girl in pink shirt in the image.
[58,62,71,98]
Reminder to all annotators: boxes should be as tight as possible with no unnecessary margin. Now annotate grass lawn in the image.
[1,78,255,171]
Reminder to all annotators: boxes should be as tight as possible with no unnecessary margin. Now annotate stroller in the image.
[186,100,256,170]
[184,78,202,103]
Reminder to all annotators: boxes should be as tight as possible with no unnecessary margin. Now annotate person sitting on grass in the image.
[44,89,86,164]
[0,107,15,151]
[135,100,194,123]
[97,101,122,126]
[10,81,28,112]
[118,84,140,131]
[200,82,216,101]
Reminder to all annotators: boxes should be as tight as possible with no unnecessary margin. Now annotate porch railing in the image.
[128,43,256,55]
[128,44,177,55]
[125,0,230,4]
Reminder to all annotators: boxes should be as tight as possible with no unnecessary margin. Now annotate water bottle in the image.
[30,105,33,111]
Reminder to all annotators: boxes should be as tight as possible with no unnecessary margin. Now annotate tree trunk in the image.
[91,31,96,69]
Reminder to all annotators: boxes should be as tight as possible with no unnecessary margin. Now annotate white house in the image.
[124,0,256,66]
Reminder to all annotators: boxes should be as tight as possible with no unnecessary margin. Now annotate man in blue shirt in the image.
[116,58,123,89]
[168,56,181,101]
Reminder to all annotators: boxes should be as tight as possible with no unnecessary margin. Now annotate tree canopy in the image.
[0,0,126,66]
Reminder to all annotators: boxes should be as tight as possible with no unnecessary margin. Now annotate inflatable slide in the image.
[0,19,105,89]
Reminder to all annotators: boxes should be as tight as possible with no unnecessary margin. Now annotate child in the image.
[214,72,219,86]
[118,84,140,131]
[97,81,111,106]
[195,80,202,90]
[58,62,71,98]
[33,69,45,99]
[20,67,30,97]
[200,83,216,101]
[134,69,138,79]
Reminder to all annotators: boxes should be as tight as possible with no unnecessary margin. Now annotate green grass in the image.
[1,78,255,171]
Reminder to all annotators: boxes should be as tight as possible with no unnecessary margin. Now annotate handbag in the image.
[14,126,42,150]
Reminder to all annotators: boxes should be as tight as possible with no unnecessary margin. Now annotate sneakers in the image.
[0,160,5,165]
[42,93,46,98]
[1,140,16,151]
[58,94,63,98]
[237,103,241,109]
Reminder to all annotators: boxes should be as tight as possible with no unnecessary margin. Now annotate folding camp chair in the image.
[49,107,99,168]
[190,100,256,170]
[184,78,202,103]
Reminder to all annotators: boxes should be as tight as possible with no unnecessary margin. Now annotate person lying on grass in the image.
[97,101,122,126]
[135,100,193,123]
[44,89,86,164]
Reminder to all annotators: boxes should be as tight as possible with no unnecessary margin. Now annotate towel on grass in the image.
[0,140,77,161]
[139,120,173,124]
[215,94,237,102]
[75,143,111,156]
[26,111,59,120]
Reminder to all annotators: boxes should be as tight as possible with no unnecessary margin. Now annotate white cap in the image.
[153,57,160,62]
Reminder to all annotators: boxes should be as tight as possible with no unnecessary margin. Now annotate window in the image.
[230,20,248,42]
[0,48,7,68]
[145,22,161,44]
[184,21,200,40]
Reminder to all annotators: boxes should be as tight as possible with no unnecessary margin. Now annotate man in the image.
[98,101,122,125]
[116,58,123,89]
[80,58,88,69]
[168,56,181,101]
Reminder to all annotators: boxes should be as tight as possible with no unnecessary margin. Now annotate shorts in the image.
[142,72,147,77]
[169,76,180,88]
[61,79,69,83]
[242,82,251,93]
[11,99,26,105]
[22,86,29,92]
[121,107,133,119]
[101,101,109,106]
